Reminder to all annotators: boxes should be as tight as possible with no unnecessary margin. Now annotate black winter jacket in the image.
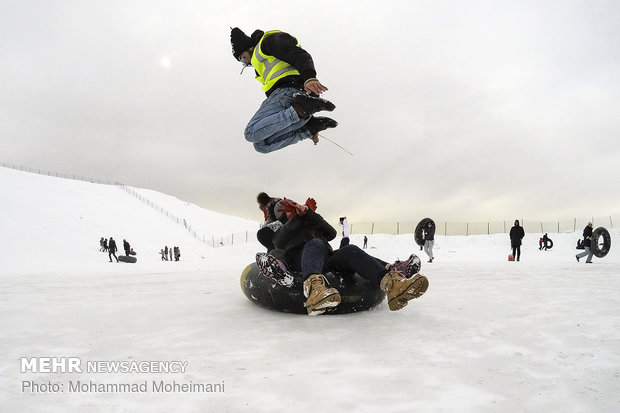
[582,226,593,243]
[424,224,435,241]
[254,31,318,97]
[509,225,525,246]
[272,209,337,271]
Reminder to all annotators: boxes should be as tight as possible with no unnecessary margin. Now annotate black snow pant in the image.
[511,243,521,261]
[301,239,389,285]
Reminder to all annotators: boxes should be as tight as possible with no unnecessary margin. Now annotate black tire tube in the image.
[544,238,553,250]
[415,218,435,247]
[118,255,137,263]
[240,263,386,315]
[590,227,611,258]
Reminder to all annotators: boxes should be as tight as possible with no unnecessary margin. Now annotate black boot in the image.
[305,116,338,135]
[292,93,335,119]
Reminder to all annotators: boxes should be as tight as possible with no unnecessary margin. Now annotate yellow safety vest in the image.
[251,30,301,93]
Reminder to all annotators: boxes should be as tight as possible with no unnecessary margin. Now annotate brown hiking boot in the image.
[380,270,429,311]
[303,274,341,316]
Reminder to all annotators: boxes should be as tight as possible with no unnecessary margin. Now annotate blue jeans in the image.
[301,239,388,286]
[244,87,311,153]
[576,246,593,263]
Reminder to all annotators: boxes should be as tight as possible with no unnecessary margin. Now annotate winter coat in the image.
[109,239,117,253]
[261,197,282,225]
[123,240,130,252]
[251,31,317,97]
[272,208,337,271]
[424,223,435,241]
[509,225,525,247]
[339,218,350,238]
[582,225,593,246]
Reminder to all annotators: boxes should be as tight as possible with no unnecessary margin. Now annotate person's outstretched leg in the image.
[301,239,341,315]
[326,245,428,311]
[244,87,311,153]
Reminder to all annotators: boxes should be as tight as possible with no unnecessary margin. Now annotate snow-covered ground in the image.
[1,166,619,412]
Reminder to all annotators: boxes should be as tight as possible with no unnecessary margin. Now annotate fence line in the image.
[116,184,257,248]
[350,215,617,236]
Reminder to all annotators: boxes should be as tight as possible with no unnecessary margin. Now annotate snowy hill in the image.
[1,166,619,412]
[0,166,259,275]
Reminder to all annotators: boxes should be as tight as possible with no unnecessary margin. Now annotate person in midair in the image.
[509,220,525,261]
[230,27,338,154]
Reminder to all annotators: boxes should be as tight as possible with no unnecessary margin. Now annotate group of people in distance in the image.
[510,220,598,263]
[160,246,181,262]
[99,237,134,262]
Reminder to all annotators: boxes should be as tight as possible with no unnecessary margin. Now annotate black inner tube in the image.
[544,238,553,250]
[240,263,386,314]
[590,227,611,258]
[414,218,435,247]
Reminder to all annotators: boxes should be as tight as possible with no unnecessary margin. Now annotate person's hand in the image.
[304,78,328,95]
[305,198,317,211]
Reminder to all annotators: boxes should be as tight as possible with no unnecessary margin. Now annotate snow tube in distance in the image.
[414,218,435,247]
[118,255,137,263]
[240,263,386,315]
[544,238,553,250]
[590,227,611,258]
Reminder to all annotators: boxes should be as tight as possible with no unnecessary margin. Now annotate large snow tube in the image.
[240,263,386,314]
[118,255,137,263]
[590,227,611,258]
[544,238,553,250]
[415,218,435,247]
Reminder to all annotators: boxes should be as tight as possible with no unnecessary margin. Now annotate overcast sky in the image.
[2,0,619,226]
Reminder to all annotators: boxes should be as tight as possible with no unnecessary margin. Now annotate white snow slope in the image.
[1,166,619,413]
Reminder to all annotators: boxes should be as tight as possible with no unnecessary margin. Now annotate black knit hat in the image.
[230,27,254,60]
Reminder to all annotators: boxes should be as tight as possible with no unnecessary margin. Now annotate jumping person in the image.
[230,28,338,154]
[509,220,525,261]
[255,198,428,315]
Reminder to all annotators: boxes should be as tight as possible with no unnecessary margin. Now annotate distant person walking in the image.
[423,220,435,263]
[123,239,131,256]
[164,246,169,261]
[509,220,525,261]
[576,222,594,263]
[99,237,105,251]
[339,217,350,248]
[108,237,118,262]
[363,235,368,249]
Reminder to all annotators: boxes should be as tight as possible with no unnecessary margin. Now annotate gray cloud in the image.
[2,0,619,226]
